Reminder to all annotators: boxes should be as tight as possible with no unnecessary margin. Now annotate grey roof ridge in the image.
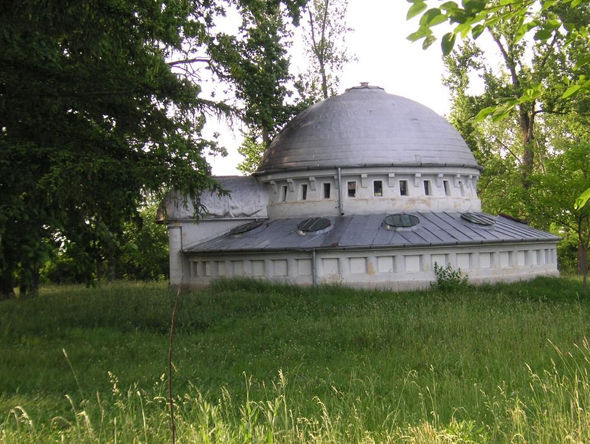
[254,162,484,176]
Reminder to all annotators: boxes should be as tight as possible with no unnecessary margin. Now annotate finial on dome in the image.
[345,83,384,91]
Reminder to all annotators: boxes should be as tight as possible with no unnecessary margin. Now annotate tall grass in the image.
[1,277,589,442]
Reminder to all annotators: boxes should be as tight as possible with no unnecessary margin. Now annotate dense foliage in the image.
[0,0,308,296]
[408,0,590,284]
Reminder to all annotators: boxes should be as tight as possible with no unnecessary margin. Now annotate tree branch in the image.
[167,57,210,67]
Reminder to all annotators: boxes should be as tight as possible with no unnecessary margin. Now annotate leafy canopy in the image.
[0,0,308,295]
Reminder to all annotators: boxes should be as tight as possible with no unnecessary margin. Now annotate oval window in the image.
[297,217,331,235]
[229,220,264,236]
[461,212,495,227]
[382,214,420,230]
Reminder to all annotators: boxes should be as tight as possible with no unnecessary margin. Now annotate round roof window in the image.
[229,220,264,236]
[297,217,331,235]
[383,214,420,231]
[461,212,495,226]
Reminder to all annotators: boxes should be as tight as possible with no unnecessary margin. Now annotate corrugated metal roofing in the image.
[256,85,480,174]
[184,213,560,254]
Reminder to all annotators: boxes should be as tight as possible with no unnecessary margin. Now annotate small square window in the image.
[424,180,431,196]
[281,185,288,202]
[323,182,331,199]
[443,180,450,196]
[399,180,408,196]
[373,180,383,197]
[347,181,356,198]
[301,184,308,200]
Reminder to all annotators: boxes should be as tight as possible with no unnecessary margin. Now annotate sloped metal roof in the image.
[183,213,559,254]
[256,85,480,174]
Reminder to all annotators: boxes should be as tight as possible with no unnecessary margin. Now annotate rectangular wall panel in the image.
[273,259,288,276]
[405,255,421,273]
[251,260,265,276]
[232,260,244,276]
[322,258,339,275]
[217,261,226,276]
[297,259,312,276]
[349,257,367,274]
[479,253,491,268]
[456,253,471,270]
[431,254,447,268]
[377,256,395,273]
[499,251,511,268]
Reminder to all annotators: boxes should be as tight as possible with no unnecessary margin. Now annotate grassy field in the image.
[1,277,590,442]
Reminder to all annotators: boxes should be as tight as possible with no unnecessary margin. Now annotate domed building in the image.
[164,84,559,290]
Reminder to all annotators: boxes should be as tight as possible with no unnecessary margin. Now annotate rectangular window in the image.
[323,182,331,199]
[373,180,383,197]
[443,180,450,196]
[424,180,431,196]
[301,184,308,200]
[399,180,408,196]
[347,181,356,198]
[281,185,288,202]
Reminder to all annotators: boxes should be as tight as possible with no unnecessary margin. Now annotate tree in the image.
[407,0,590,210]
[0,0,308,298]
[206,2,310,174]
[233,0,353,174]
[301,0,353,101]
[528,141,590,290]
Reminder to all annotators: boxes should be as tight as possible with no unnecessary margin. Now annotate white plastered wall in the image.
[183,241,559,290]
[168,218,260,286]
[259,166,481,218]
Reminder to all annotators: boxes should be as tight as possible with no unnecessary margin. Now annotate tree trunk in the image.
[18,262,40,298]
[320,58,328,99]
[0,270,16,300]
[578,241,588,294]
[519,107,535,189]
[262,127,270,146]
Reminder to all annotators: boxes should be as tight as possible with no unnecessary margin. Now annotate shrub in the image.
[431,262,469,292]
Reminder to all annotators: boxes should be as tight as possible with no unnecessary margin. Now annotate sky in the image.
[208,0,454,176]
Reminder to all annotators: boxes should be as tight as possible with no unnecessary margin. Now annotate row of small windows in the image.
[348,179,455,198]
[281,183,332,202]
[280,178,466,202]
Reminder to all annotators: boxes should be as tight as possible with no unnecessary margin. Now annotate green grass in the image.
[1,277,590,442]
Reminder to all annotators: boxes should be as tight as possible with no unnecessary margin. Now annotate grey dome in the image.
[256,85,479,174]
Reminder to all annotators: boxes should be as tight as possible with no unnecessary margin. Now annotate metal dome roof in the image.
[256,85,479,174]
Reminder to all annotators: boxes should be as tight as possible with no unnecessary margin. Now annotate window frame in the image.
[347,180,357,198]
[373,180,383,197]
[323,182,331,199]
[399,180,408,196]
[443,180,450,196]
[301,183,308,200]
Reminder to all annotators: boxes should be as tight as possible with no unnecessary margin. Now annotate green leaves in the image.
[574,188,590,210]
[475,86,543,122]
[562,84,582,98]
[420,8,447,26]
[407,1,428,20]
[442,32,456,55]
[0,0,307,293]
